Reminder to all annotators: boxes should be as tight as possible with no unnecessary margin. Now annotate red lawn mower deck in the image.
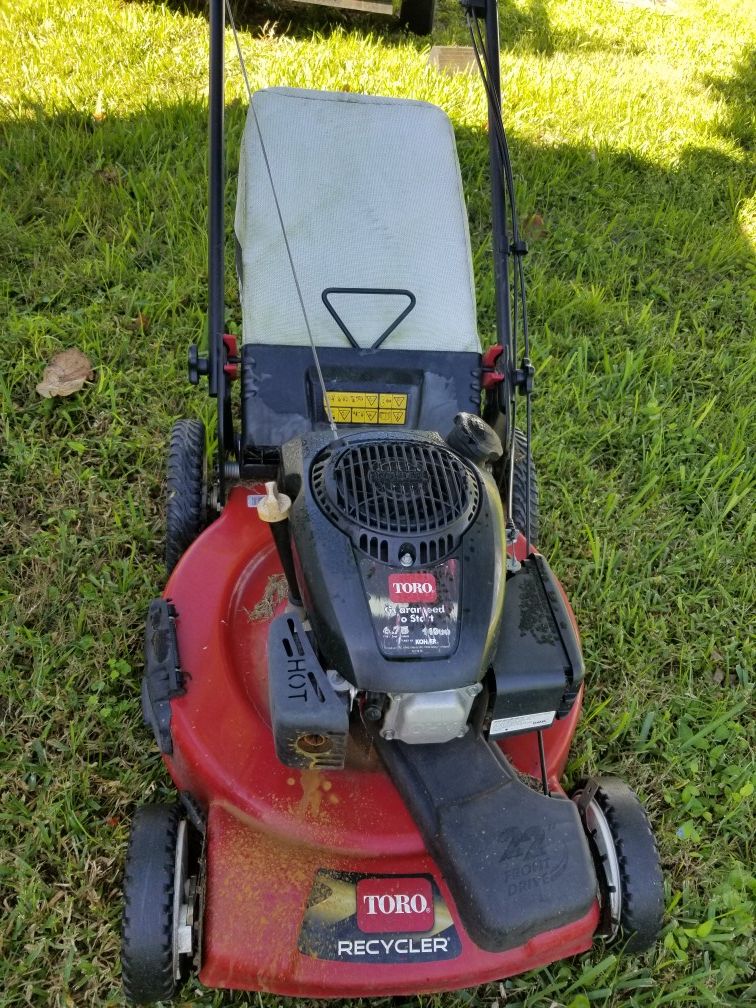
[152,489,598,996]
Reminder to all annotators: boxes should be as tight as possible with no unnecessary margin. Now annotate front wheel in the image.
[121,804,199,1004]
[400,0,436,35]
[572,776,664,952]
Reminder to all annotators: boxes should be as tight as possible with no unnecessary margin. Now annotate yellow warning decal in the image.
[325,391,407,425]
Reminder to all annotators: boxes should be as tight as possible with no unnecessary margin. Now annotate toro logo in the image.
[388,573,437,603]
[356,877,435,934]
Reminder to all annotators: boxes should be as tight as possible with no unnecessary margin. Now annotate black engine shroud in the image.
[281,429,506,694]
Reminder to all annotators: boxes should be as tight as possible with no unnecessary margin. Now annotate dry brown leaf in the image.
[523,213,548,242]
[94,165,120,185]
[92,92,106,123]
[128,312,150,332]
[36,348,94,399]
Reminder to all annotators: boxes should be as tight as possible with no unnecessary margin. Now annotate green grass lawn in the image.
[1,0,754,1004]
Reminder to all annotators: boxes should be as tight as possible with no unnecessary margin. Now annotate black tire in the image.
[121,804,182,1004]
[400,0,436,35]
[572,776,664,953]
[510,427,539,545]
[166,419,206,575]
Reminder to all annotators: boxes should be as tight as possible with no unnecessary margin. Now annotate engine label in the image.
[490,711,556,736]
[298,870,461,963]
[359,559,460,657]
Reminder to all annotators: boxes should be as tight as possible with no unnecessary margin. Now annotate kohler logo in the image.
[368,460,429,494]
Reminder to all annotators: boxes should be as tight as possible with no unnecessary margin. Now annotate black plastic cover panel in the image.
[281,430,506,694]
[141,598,185,755]
[378,732,597,952]
[489,555,585,735]
[310,436,481,567]
[241,344,481,455]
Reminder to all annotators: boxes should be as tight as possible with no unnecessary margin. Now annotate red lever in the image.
[222,334,239,380]
[481,344,505,390]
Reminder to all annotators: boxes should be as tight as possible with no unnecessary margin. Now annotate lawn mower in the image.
[121,0,664,1001]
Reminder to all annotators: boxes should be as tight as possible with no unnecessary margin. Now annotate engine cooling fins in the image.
[310,432,481,565]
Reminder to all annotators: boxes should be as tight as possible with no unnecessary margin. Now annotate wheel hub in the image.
[573,789,621,939]
[172,819,198,979]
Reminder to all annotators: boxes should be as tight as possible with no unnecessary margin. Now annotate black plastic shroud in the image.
[489,555,585,729]
[268,611,349,770]
[281,429,506,694]
[312,437,481,565]
[240,344,482,467]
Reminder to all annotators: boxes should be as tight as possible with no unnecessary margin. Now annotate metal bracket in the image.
[514,357,534,395]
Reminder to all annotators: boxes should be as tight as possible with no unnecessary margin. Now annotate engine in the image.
[267,425,507,760]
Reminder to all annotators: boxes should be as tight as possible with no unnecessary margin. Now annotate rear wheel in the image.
[510,427,539,545]
[166,419,206,575]
[121,804,199,1004]
[400,0,436,35]
[572,776,664,952]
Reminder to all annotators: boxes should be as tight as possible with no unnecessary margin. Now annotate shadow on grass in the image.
[703,45,756,154]
[137,0,583,54]
[2,76,752,530]
[1,66,752,344]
